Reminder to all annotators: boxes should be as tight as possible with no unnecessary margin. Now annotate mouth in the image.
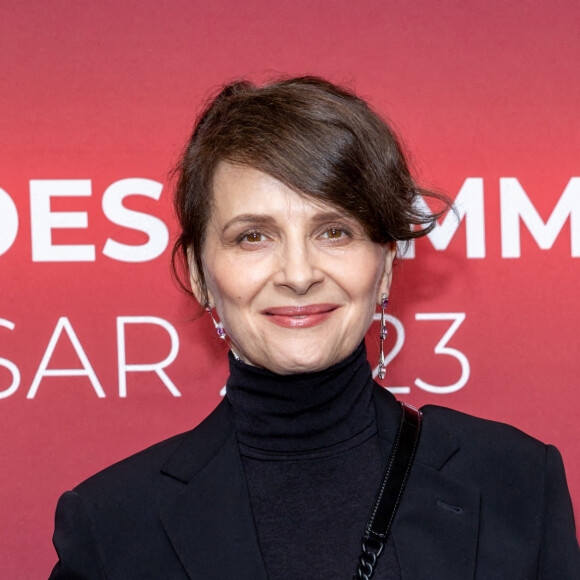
[261,304,341,328]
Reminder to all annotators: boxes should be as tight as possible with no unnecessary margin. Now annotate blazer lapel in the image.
[374,386,481,580]
[159,400,268,580]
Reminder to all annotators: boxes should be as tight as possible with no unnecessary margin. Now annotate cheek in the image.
[352,262,384,332]
[204,257,266,314]
[339,252,384,301]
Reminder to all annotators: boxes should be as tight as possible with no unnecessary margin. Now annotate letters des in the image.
[1,179,168,262]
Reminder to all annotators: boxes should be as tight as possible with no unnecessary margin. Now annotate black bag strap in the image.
[353,402,422,580]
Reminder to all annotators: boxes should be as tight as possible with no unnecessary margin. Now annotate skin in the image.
[190,162,396,375]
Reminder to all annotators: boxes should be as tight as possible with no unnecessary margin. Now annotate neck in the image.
[225,341,376,454]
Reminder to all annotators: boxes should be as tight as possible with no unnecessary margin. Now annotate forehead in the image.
[210,162,344,222]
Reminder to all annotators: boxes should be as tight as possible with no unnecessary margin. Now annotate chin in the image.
[274,360,327,375]
[259,345,342,375]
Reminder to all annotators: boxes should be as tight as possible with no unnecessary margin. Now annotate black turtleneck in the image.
[225,342,401,579]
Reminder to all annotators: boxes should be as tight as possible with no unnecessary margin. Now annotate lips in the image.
[261,304,340,328]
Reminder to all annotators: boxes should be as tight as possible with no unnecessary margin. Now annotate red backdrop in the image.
[1,1,578,576]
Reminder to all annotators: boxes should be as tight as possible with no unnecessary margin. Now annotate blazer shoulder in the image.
[73,398,232,501]
[73,428,190,501]
[421,403,547,456]
[419,404,553,488]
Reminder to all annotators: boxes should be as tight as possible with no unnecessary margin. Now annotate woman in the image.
[50,77,579,579]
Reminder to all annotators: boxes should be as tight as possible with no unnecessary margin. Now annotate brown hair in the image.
[172,76,450,302]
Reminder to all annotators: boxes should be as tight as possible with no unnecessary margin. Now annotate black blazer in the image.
[49,385,579,579]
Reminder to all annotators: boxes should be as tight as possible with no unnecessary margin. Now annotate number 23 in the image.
[372,312,469,395]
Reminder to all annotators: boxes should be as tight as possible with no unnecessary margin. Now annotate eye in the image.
[321,227,350,240]
[238,231,267,244]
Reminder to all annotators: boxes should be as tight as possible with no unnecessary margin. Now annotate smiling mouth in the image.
[261,304,340,328]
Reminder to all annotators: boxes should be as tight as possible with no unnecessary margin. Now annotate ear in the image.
[377,243,397,304]
[187,247,212,306]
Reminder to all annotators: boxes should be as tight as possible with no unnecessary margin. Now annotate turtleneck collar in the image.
[225,341,376,455]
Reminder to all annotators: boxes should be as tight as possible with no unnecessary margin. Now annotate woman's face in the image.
[193,162,396,374]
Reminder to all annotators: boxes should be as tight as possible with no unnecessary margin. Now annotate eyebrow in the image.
[222,210,354,233]
[222,214,276,233]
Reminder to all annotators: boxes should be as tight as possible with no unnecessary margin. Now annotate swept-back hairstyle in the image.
[172,76,450,301]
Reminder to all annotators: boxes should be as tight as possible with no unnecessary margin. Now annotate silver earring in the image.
[205,303,226,340]
[378,294,388,380]
[205,303,243,361]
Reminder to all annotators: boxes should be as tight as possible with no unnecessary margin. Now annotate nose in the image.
[273,239,323,295]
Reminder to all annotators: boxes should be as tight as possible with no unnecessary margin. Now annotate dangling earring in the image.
[205,303,242,361]
[377,294,389,380]
[205,303,226,340]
